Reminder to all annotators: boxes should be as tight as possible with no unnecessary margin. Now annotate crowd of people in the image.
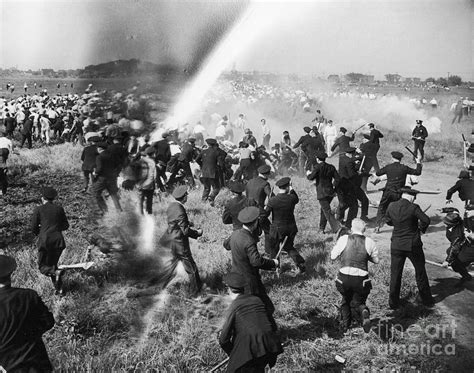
[1,80,474,372]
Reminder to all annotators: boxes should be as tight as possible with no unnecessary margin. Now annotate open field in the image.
[1,75,474,371]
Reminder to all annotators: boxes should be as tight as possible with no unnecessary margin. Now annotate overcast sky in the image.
[1,0,473,80]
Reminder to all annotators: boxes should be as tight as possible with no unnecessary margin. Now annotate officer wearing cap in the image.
[31,187,69,294]
[0,255,55,371]
[446,170,474,232]
[385,186,434,309]
[442,212,474,287]
[80,136,99,192]
[330,127,355,164]
[245,164,272,252]
[228,206,279,318]
[411,120,428,161]
[196,138,225,206]
[265,177,306,272]
[136,146,156,214]
[293,126,312,175]
[223,182,256,231]
[92,142,123,213]
[162,185,203,297]
[307,151,342,233]
[375,150,422,232]
[151,131,171,192]
[168,137,197,188]
[218,272,283,372]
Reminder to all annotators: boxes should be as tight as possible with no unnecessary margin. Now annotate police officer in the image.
[330,219,379,332]
[0,255,55,372]
[228,206,279,318]
[160,185,203,297]
[411,120,428,161]
[363,123,383,171]
[222,181,255,231]
[337,147,361,228]
[265,177,306,273]
[330,127,355,162]
[218,272,283,373]
[307,151,342,234]
[168,137,197,188]
[446,170,474,232]
[375,151,422,232]
[293,126,312,173]
[196,138,222,206]
[152,131,171,192]
[385,187,435,309]
[245,165,272,252]
[31,187,69,295]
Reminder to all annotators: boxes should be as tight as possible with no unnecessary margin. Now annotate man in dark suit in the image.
[196,138,221,206]
[330,127,355,160]
[293,126,312,174]
[152,131,171,192]
[359,137,378,192]
[385,187,434,309]
[4,113,16,139]
[411,120,428,161]
[337,147,362,228]
[80,136,99,192]
[168,137,197,188]
[362,123,383,172]
[218,272,283,373]
[228,206,278,318]
[160,185,203,297]
[375,151,422,232]
[0,255,55,372]
[245,165,272,252]
[223,181,255,231]
[446,170,474,232]
[20,116,34,149]
[265,177,306,272]
[307,151,342,233]
[31,187,69,294]
[92,142,123,213]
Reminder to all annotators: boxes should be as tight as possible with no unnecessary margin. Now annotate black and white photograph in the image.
[0,0,473,371]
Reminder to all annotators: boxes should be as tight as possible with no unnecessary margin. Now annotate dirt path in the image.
[363,161,474,360]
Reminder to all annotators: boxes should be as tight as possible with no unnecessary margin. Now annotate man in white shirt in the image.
[331,218,379,333]
[0,131,13,195]
[323,120,338,155]
[215,120,226,142]
[261,118,271,149]
[192,121,206,147]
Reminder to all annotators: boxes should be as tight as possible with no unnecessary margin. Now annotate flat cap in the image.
[391,151,403,160]
[229,181,245,194]
[0,255,17,278]
[96,142,108,149]
[172,185,188,200]
[303,126,311,133]
[416,119,423,124]
[244,128,251,134]
[257,164,271,174]
[223,272,246,290]
[88,136,101,143]
[443,212,463,227]
[275,177,291,188]
[399,186,419,195]
[316,151,328,160]
[41,186,57,200]
[345,147,356,153]
[339,127,347,133]
[458,170,470,179]
[238,206,260,224]
[162,131,169,138]
[368,123,375,128]
[206,138,217,146]
[440,207,459,214]
[144,146,155,155]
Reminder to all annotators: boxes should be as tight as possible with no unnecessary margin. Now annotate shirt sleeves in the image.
[330,235,348,260]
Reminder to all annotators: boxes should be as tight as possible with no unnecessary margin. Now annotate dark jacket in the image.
[368,128,384,148]
[153,139,171,164]
[31,202,69,252]
[223,195,255,230]
[385,198,430,251]
[293,134,311,153]
[229,228,276,295]
[22,118,33,135]
[178,142,195,163]
[446,179,474,203]
[4,116,16,133]
[0,286,55,372]
[412,125,428,140]
[107,143,128,172]
[245,176,271,210]
[81,144,98,171]
[331,134,354,154]
[359,141,378,158]
[219,294,282,373]
[306,136,325,156]
[164,201,200,258]
[265,190,299,236]
[95,151,119,179]
[307,161,340,200]
[376,162,422,191]
[196,146,219,179]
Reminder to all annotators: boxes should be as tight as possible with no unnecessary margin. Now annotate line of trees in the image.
[424,75,462,87]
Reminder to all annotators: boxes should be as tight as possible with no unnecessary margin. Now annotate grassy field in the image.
[1,140,472,372]
[1,75,473,371]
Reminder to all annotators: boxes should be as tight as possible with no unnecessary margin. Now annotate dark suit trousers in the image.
[235,353,278,373]
[92,176,122,213]
[140,189,154,214]
[21,133,32,148]
[337,188,358,228]
[233,159,251,181]
[376,190,401,227]
[389,247,433,308]
[0,167,7,194]
[181,256,202,297]
[336,273,371,328]
[201,177,220,202]
[413,140,425,160]
[353,186,369,218]
[38,248,62,276]
[318,197,341,232]
[268,231,305,266]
